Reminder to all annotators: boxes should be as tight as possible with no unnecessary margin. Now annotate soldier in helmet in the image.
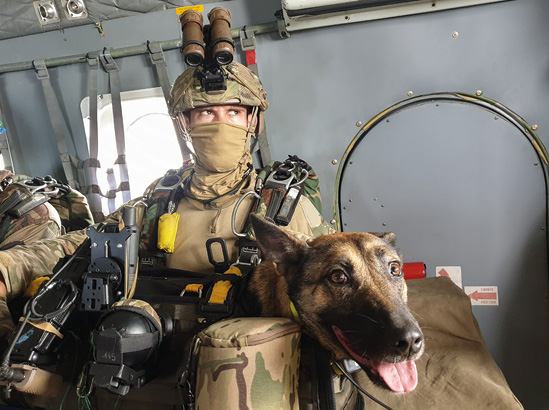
[0,62,337,405]
[0,60,331,295]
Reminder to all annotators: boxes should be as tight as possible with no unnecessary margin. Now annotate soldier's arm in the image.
[0,229,89,299]
[0,200,147,300]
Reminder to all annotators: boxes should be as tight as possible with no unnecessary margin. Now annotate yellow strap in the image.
[209,280,232,304]
[223,265,242,277]
[185,284,204,294]
[19,318,63,339]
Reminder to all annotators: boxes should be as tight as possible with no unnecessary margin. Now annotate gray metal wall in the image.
[0,0,548,408]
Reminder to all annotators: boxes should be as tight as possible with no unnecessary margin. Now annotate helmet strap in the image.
[248,106,259,138]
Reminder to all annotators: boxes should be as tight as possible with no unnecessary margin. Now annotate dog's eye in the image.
[389,262,402,277]
[330,270,349,284]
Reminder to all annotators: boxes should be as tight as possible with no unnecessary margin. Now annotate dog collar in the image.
[289,300,302,324]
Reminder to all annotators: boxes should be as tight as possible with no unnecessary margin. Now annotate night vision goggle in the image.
[179,7,235,92]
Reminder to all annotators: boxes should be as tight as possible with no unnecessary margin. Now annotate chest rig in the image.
[138,155,320,272]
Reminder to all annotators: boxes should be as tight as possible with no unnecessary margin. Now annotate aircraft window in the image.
[81,87,183,211]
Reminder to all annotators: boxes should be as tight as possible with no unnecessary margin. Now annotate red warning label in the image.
[464,286,499,306]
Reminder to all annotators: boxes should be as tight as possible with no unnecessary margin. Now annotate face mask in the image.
[190,122,251,173]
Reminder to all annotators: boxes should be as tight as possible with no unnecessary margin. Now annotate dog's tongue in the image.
[332,326,418,393]
[369,360,418,393]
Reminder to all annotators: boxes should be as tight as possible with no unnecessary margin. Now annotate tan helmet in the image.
[168,61,269,134]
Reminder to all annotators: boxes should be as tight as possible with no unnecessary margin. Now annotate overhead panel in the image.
[281,0,512,32]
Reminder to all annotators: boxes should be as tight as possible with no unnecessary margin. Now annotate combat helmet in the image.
[169,61,269,135]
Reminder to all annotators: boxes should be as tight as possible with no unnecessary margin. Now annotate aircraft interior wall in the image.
[0,0,548,407]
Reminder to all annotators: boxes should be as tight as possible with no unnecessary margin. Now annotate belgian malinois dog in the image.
[249,215,424,393]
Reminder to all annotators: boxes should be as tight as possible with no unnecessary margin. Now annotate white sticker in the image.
[464,286,499,306]
[436,266,462,289]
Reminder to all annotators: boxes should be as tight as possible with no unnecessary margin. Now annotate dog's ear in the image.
[249,214,307,265]
[370,232,397,247]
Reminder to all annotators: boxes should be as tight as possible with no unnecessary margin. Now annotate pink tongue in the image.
[369,360,418,393]
[332,326,418,393]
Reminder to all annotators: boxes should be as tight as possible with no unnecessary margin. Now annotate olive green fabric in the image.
[357,277,523,410]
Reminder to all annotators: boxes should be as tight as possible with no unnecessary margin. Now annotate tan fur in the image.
[249,215,424,367]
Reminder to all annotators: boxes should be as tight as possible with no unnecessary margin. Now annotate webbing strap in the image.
[100,49,131,204]
[84,53,104,217]
[0,99,14,172]
[22,318,63,340]
[239,27,271,166]
[106,167,117,213]
[33,59,80,189]
[147,41,193,163]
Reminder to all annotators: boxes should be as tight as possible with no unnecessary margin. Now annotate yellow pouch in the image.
[157,212,180,253]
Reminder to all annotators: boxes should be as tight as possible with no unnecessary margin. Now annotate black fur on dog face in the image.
[249,215,424,392]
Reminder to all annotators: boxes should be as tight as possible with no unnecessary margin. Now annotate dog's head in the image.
[250,215,424,393]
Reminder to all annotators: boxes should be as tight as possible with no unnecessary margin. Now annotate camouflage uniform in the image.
[0,172,93,348]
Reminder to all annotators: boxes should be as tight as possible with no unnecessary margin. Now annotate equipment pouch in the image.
[157,212,180,253]
[195,317,301,409]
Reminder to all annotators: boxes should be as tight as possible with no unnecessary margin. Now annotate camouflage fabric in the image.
[169,61,268,115]
[48,187,94,232]
[0,183,62,249]
[169,61,268,135]
[0,295,14,350]
[196,317,301,410]
[0,229,87,299]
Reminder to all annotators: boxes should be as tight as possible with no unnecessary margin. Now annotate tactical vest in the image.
[138,155,324,268]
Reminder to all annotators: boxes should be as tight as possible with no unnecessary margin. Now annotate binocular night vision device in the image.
[179,7,234,67]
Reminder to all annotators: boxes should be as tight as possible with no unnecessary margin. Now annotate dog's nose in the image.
[395,328,424,357]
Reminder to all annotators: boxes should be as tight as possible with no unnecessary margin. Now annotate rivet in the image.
[344,223,348,226]
[382,223,387,226]
[475,90,483,96]
[541,226,546,230]
[381,204,385,207]
[452,31,459,38]
[349,199,352,202]
[494,116,499,120]
[332,159,338,165]
[330,219,336,225]
[407,91,413,97]
[117,243,123,248]
[534,162,539,166]
[532,124,539,131]
[374,197,378,201]
[356,121,362,127]
[350,161,353,165]
[343,206,346,210]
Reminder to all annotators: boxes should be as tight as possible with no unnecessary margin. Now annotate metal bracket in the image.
[33,1,60,26]
[99,49,119,73]
[239,26,257,51]
[86,52,100,69]
[277,19,291,39]
[147,41,166,66]
[32,59,49,80]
